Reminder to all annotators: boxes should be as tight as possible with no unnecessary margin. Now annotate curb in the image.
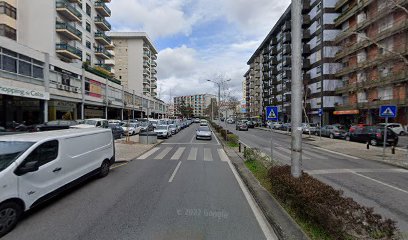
[115,140,164,163]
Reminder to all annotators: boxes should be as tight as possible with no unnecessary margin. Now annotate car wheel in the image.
[370,139,378,146]
[329,134,334,139]
[0,201,22,238]
[345,136,350,141]
[400,131,406,136]
[98,160,110,178]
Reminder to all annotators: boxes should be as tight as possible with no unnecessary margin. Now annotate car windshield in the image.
[0,141,34,172]
[156,125,167,130]
[169,124,176,128]
[198,127,210,131]
[84,120,97,126]
[123,123,135,128]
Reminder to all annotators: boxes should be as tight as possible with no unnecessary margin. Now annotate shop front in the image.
[107,107,122,120]
[48,100,79,121]
[84,105,105,119]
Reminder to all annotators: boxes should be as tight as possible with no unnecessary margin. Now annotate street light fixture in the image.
[207,79,231,122]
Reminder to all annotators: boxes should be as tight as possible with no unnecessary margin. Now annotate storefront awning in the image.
[333,110,359,115]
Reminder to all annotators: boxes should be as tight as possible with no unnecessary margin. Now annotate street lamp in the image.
[207,79,231,122]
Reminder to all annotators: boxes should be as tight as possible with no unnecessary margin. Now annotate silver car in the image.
[196,126,212,140]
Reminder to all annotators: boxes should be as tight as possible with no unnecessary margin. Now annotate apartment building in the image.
[173,94,216,117]
[334,0,408,125]
[0,0,16,40]
[246,55,262,118]
[108,32,158,98]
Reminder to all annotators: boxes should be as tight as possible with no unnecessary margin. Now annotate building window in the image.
[316,66,322,75]
[86,53,91,63]
[1,47,44,79]
[86,40,91,49]
[316,2,322,12]
[0,24,16,40]
[86,22,91,32]
[0,1,16,19]
[86,3,91,16]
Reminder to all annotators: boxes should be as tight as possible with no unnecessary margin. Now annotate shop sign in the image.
[89,80,104,98]
[0,85,50,100]
[333,110,360,115]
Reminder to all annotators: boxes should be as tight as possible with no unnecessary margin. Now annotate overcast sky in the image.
[109,0,291,103]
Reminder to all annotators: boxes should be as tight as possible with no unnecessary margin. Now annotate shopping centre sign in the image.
[0,85,50,100]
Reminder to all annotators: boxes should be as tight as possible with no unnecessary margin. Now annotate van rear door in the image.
[16,140,64,208]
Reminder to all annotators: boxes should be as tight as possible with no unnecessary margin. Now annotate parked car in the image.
[349,124,369,133]
[246,121,255,128]
[35,120,79,132]
[200,120,208,126]
[269,121,283,129]
[139,121,154,132]
[317,124,347,139]
[0,128,115,237]
[149,120,158,128]
[108,120,122,125]
[236,121,249,131]
[301,123,318,134]
[154,125,171,139]
[193,118,201,123]
[220,117,225,122]
[280,123,291,131]
[72,118,109,129]
[196,126,212,140]
[109,124,124,139]
[345,126,399,146]
[377,123,406,136]
[122,123,142,136]
[169,124,178,135]
[226,118,235,124]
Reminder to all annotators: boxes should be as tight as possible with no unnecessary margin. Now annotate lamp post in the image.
[207,79,231,123]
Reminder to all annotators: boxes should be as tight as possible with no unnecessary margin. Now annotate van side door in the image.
[16,140,64,208]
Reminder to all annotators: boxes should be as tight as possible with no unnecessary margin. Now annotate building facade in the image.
[173,94,216,117]
[108,32,158,98]
[334,0,408,125]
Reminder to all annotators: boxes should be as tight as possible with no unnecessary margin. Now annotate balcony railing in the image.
[302,0,310,13]
[95,32,111,45]
[95,63,112,72]
[334,0,373,27]
[56,43,82,59]
[302,15,311,26]
[95,48,112,59]
[95,1,111,17]
[55,21,82,40]
[56,0,82,21]
[94,16,111,31]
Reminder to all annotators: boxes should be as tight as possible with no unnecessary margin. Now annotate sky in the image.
[109,0,291,103]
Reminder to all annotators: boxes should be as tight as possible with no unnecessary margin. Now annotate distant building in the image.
[173,94,216,117]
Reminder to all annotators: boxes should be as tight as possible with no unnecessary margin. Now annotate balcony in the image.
[282,32,291,43]
[270,38,277,46]
[56,43,82,60]
[303,73,311,84]
[302,44,310,55]
[143,78,150,85]
[302,15,311,27]
[95,32,111,45]
[302,59,310,69]
[151,82,157,89]
[95,63,112,72]
[271,67,278,75]
[302,0,310,13]
[302,29,311,40]
[68,0,81,3]
[105,42,114,50]
[95,48,112,59]
[334,0,348,11]
[282,21,291,32]
[270,47,278,55]
[151,76,157,81]
[270,58,278,65]
[143,88,150,93]
[151,92,158,97]
[334,0,372,27]
[152,55,157,60]
[283,56,291,66]
[95,1,111,17]
[94,16,111,31]
[56,0,82,22]
[143,61,149,67]
[151,61,157,67]
[282,70,291,79]
[143,70,150,76]
[55,21,81,41]
[104,59,115,66]
[282,45,291,55]
[151,68,157,74]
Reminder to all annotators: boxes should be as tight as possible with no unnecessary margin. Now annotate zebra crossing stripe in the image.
[137,147,160,160]
[187,148,198,160]
[171,147,185,160]
[217,149,229,162]
[203,148,213,161]
[154,147,173,160]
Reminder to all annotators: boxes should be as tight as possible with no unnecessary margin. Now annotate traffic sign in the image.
[379,105,397,118]
[318,108,322,117]
[266,106,279,121]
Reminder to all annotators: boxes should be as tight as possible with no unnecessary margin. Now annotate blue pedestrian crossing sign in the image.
[318,108,322,117]
[379,105,397,118]
[266,106,279,121]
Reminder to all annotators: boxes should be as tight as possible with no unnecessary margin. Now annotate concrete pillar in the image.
[43,53,50,123]
[81,103,84,119]
[43,100,48,123]
[121,108,124,120]
[81,68,86,120]
[105,106,108,119]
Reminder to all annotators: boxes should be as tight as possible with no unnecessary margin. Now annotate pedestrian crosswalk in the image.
[137,146,230,162]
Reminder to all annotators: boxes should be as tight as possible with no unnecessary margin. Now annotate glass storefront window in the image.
[0,47,44,79]
[18,60,32,76]
[2,55,17,72]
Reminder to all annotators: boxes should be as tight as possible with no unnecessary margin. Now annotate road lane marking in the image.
[218,148,229,162]
[189,134,196,143]
[302,149,327,160]
[187,148,198,160]
[162,143,219,145]
[312,147,360,160]
[276,147,311,160]
[203,148,213,161]
[154,147,173,160]
[168,161,182,183]
[171,147,185,160]
[306,168,408,175]
[351,171,408,194]
[137,147,160,159]
[110,162,128,169]
[213,131,221,145]
[226,157,278,239]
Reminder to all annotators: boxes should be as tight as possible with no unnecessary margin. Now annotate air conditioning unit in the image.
[57,84,64,90]
[108,100,112,105]
[72,87,79,93]
[64,85,70,91]
[103,99,107,104]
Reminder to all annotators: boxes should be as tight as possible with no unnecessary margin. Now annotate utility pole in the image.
[291,0,303,178]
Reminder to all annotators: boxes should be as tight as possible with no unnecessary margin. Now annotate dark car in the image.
[280,123,291,131]
[109,124,124,139]
[139,121,154,132]
[345,126,398,146]
[246,120,255,128]
[236,121,249,131]
[35,120,78,131]
[317,124,347,139]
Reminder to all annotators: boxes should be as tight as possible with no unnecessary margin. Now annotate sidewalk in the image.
[256,127,408,169]
[114,135,163,162]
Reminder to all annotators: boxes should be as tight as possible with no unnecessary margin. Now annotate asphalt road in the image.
[3,123,275,240]
[218,121,408,234]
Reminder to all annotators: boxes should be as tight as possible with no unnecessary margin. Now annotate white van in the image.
[0,128,115,237]
[71,118,109,129]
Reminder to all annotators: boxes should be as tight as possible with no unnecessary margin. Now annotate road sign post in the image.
[379,105,397,161]
[318,108,322,140]
[266,106,279,162]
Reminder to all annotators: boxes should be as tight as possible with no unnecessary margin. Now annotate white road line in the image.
[168,161,182,183]
[226,159,278,240]
[302,149,327,160]
[312,146,360,160]
[189,134,196,143]
[203,148,213,161]
[154,147,173,160]
[213,131,221,145]
[171,147,185,160]
[162,143,219,145]
[276,147,310,160]
[218,148,230,162]
[137,147,160,160]
[307,168,408,175]
[351,171,408,194]
[187,148,198,160]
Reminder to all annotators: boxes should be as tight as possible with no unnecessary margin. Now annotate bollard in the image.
[239,142,241,152]
[392,145,395,154]
[244,146,247,158]
[367,142,370,149]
